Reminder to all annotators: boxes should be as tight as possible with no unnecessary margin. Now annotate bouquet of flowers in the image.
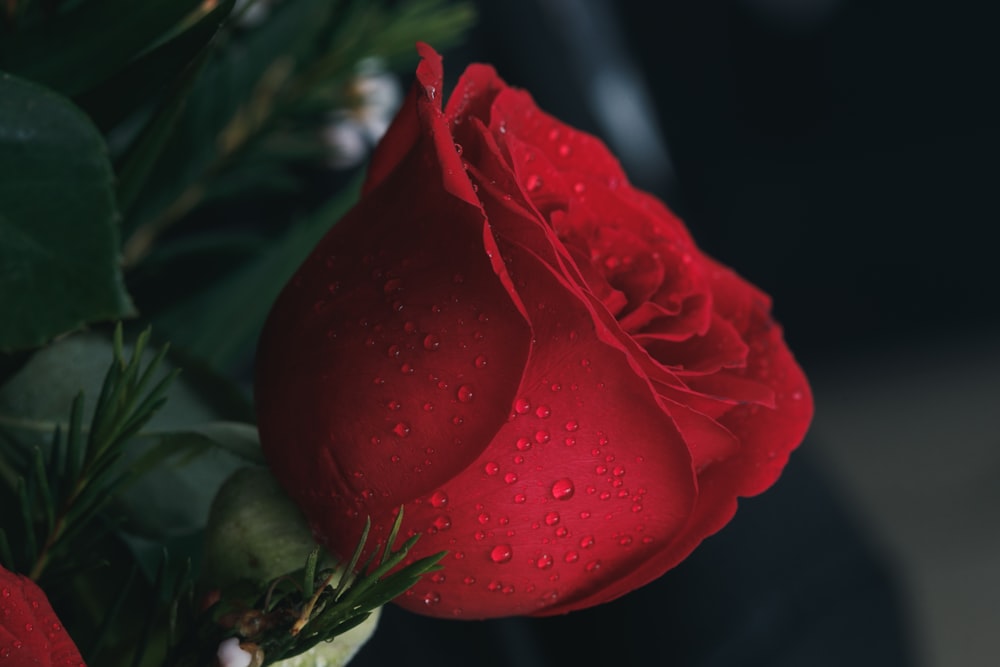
[0,1,811,665]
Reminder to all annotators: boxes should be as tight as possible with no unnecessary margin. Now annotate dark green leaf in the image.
[0,74,134,351]
[77,0,236,134]
[115,3,236,217]
[0,0,207,96]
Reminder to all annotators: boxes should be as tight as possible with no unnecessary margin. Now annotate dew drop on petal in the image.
[393,422,411,438]
[423,334,441,351]
[490,544,513,564]
[514,398,531,414]
[474,354,488,369]
[484,461,500,475]
[430,490,449,508]
[457,384,474,403]
[551,478,575,500]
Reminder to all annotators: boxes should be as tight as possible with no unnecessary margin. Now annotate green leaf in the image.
[125,0,342,236]
[0,0,207,97]
[0,74,134,351]
[153,176,361,371]
[77,0,236,134]
[0,332,251,545]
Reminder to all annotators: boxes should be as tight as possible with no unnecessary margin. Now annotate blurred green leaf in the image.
[77,0,236,134]
[125,0,342,237]
[153,176,361,372]
[0,73,134,352]
[0,0,207,96]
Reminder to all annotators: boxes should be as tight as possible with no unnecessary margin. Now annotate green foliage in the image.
[0,325,177,580]
[165,509,446,667]
[0,74,134,351]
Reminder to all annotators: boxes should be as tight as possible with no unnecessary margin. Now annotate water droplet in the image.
[595,464,608,475]
[544,511,561,526]
[457,384,474,403]
[514,398,531,414]
[536,554,554,569]
[579,535,595,549]
[535,405,551,419]
[423,402,435,412]
[514,493,526,504]
[631,503,643,513]
[484,461,500,475]
[525,174,542,192]
[555,526,569,537]
[433,515,452,532]
[558,143,572,157]
[422,591,441,606]
[400,362,415,374]
[24,623,32,632]
[564,437,576,447]
[404,320,417,334]
[580,358,591,368]
[585,560,602,572]
[551,478,575,500]
[430,490,449,508]
[452,415,464,425]
[373,376,385,385]
[387,399,401,411]
[613,465,626,477]
[387,344,401,359]
[383,278,403,295]
[423,334,441,351]
[564,420,579,432]
[490,544,513,564]
[619,535,633,546]
[393,422,411,438]
[478,512,490,524]
[534,430,550,444]
[473,353,488,369]
[513,454,525,464]
[463,576,476,585]
[504,472,518,485]
[564,550,579,563]
[599,491,612,500]
[391,454,401,463]
[515,437,532,451]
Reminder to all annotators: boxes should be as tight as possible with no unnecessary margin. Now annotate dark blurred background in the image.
[358,1,999,665]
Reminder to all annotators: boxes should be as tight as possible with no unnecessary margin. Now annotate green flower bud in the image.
[203,466,317,588]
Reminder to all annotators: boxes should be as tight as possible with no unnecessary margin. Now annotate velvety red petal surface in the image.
[0,567,85,666]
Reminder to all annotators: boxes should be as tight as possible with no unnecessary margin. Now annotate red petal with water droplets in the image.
[0,565,85,666]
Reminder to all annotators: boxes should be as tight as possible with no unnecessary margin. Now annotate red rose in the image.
[256,44,812,619]
[0,565,85,665]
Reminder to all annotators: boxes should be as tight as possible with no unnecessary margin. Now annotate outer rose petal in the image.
[256,47,532,550]
[0,566,85,666]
